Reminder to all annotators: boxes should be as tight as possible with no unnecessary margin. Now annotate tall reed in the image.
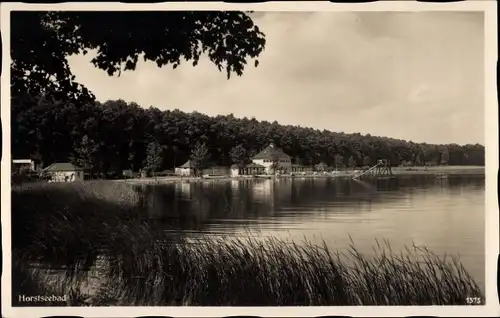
[90,236,482,306]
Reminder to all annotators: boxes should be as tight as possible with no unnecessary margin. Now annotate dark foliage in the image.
[12,98,485,174]
[11,11,266,103]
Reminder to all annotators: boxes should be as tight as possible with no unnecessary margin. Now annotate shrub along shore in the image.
[11,181,483,306]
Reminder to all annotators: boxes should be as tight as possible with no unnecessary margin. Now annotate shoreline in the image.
[115,166,485,185]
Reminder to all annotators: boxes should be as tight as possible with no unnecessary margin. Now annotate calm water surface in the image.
[139,174,485,291]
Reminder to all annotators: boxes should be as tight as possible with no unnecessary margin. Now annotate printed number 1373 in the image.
[466,297,482,305]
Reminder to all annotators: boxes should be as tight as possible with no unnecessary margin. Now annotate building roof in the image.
[178,160,194,168]
[251,143,290,160]
[13,159,33,164]
[44,162,83,172]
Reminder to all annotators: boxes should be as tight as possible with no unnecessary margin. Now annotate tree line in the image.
[12,97,485,177]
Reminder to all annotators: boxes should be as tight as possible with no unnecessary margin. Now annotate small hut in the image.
[175,160,195,176]
[43,162,84,182]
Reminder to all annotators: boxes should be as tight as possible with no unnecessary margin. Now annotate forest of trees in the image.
[12,97,485,177]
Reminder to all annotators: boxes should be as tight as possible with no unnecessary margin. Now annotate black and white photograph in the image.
[1,1,498,317]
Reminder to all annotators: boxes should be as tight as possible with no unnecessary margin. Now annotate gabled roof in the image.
[44,162,83,172]
[251,143,290,160]
[178,160,194,168]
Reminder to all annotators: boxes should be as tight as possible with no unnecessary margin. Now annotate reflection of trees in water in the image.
[136,175,484,235]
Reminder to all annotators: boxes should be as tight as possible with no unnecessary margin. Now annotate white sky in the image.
[67,11,485,145]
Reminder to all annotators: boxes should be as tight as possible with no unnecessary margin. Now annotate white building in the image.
[251,143,292,174]
[43,162,84,182]
[12,159,36,172]
[176,161,231,177]
[175,160,195,176]
[230,163,266,177]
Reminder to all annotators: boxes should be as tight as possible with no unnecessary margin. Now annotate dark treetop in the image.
[11,11,266,103]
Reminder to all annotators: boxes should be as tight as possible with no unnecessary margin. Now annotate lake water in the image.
[138,174,485,292]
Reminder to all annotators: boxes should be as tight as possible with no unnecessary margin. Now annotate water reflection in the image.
[134,174,485,291]
[136,175,485,234]
[131,176,484,238]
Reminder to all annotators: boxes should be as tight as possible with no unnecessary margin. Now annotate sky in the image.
[67,11,485,145]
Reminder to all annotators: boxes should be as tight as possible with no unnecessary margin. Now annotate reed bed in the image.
[12,181,149,256]
[12,180,141,207]
[11,182,483,306]
[13,237,483,306]
[88,237,481,306]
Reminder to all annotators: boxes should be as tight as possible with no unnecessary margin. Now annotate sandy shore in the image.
[114,165,484,185]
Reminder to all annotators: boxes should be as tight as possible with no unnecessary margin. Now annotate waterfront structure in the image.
[291,164,313,174]
[230,163,266,177]
[251,143,292,174]
[175,160,195,176]
[12,159,37,173]
[43,162,84,182]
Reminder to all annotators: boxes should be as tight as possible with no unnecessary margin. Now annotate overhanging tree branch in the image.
[11,11,266,103]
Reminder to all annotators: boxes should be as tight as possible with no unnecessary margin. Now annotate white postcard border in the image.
[1,1,498,317]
